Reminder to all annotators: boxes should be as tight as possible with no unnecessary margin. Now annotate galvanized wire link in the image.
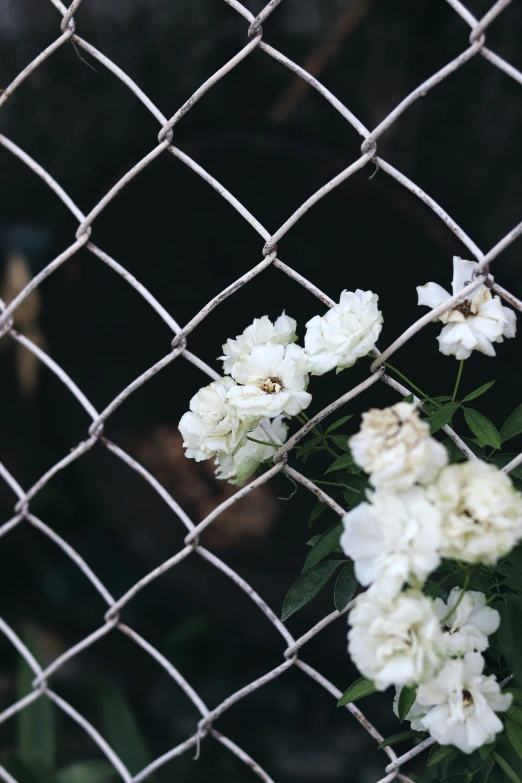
[1,0,521,781]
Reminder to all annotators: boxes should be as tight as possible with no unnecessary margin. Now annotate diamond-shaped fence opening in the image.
[1,1,522,781]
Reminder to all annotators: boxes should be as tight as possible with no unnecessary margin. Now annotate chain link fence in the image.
[1,0,522,781]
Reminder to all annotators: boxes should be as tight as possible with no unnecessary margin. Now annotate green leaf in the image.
[325,415,353,435]
[492,752,522,783]
[282,560,345,622]
[378,730,418,750]
[325,453,357,474]
[462,381,496,402]
[96,682,152,775]
[502,403,522,443]
[463,408,501,449]
[329,434,351,451]
[427,744,458,767]
[398,685,417,722]
[302,523,343,572]
[508,706,522,725]
[506,719,522,762]
[58,763,118,783]
[1,755,57,783]
[341,474,370,508]
[337,676,376,706]
[479,742,496,760]
[308,502,326,528]
[505,593,522,612]
[498,603,522,686]
[403,394,414,403]
[17,630,55,768]
[427,402,459,434]
[295,437,321,459]
[334,563,357,612]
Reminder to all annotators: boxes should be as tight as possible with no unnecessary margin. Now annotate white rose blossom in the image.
[349,402,447,491]
[427,460,522,564]
[215,416,288,485]
[417,256,516,359]
[226,343,312,418]
[341,487,442,597]
[179,377,255,461]
[303,289,383,375]
[348,589,444,691]
[221,313,297,376]
[417,652,512,754]
[393,686,427,731]
[435,588,500,656]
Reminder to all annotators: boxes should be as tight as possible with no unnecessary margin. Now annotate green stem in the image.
[452,359,465,402]
[247,436,280,448]
[380,359,434,404]
[297,412,339,459]
[309,479,345,488]
[439,571,471,625]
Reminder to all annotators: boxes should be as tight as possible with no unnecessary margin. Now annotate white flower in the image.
[221,313,297,376]
[393,686,427,731]
[348,589,444,691]
[417,256,516,360]
[179,377,255,461]
[226,343,312,418]
[349,402,447,491]
[303,289,383,375]
[417,652,512,753]
[341,487,441,597]
[215,416,288,485]
[435,588,500,656]
[427,460,522,564]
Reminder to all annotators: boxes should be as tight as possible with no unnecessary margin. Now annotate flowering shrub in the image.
[179,260,522,780]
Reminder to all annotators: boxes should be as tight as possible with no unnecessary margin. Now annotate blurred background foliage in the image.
[1,0,522,779]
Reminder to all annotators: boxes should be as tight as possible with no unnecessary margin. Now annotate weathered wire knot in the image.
[247,21,263,38]
[31,673,49,690]
[0,316,14,340]
[360,138,377,156]
[14,499,29,516]
[158,126,174,145]
[170,334,188,351]
[74,223,92,241]
[60,16,76,34]
[103,606,121,623]
[88,421,104,438]
[469,29,486,47]
[262,242,277,257]
[183,529,200,547]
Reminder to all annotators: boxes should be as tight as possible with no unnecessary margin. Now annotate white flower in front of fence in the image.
[215,415,288,485]
[340,486,442,597]
[349,402,448,491]
[434,588,500,656]
[226,342,312,417]
[303,289,382,375]
[179,376,255,460]
[418,256,517,359]
[416,652,512,754]
[221,313,297,376]
[427,460,522,564]
[348,588,445,690]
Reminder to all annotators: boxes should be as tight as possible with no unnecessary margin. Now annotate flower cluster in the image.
[342,402,522,753]
[179,291,382,485]
[418,256,516,360]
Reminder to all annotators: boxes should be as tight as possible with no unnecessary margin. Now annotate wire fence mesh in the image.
[1,0,522,781]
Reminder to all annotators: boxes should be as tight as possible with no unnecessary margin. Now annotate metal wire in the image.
[1,1,521,781]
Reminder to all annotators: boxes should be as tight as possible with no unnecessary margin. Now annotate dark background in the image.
[1,0,522,780]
